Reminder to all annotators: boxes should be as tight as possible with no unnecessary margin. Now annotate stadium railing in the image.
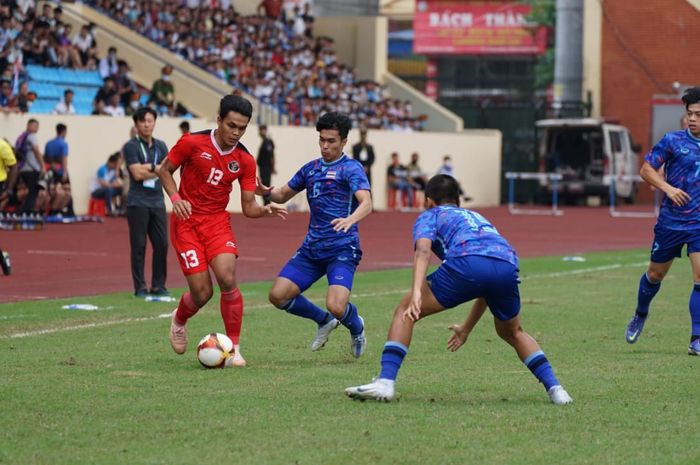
[505,171,564,216]
[606,174,659,218]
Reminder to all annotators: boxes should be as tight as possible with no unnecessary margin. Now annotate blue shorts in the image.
[650,224,700,263]
[278,244,362,292]
[427,255,521,321]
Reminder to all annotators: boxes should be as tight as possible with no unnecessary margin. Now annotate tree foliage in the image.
[522,0,556,89]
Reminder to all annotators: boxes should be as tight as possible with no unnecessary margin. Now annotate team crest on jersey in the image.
[326,170,337,179]
[200,152,213,160]
[228,161,240,173]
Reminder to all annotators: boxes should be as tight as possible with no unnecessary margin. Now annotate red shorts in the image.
[170,211,238,275]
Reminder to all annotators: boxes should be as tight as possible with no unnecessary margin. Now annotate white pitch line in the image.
[26,249,109,257]
[1,261,647,339]
[5,316,158,339]
[523,261,648,279]
[1,295,52,300]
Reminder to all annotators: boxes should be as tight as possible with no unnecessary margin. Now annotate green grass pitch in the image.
[1,249,698,464]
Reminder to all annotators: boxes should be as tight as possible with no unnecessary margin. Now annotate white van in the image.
[536,118,640,204]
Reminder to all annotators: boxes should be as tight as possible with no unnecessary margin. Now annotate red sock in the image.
[220,288,243,345]
[175,292,199,326]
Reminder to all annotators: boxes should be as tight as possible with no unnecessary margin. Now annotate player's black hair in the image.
[315,112,352,139]
[682,87,700,109]
[425,174,461,206]
[219,94,253,120]
[132,107,157,123]
[56,123,66,134]
[179,120,190,132]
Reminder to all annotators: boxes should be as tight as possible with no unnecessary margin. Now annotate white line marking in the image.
[27,250,109,257]
[1,261,647,339]
[6,316,158,339]
[0,314,27,320]
[2,295,52,300]
[523,261,648,279]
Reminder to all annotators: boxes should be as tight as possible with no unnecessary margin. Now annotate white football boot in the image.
[345,378,395,402]
[350,316,366,358]
[311,317,340,351]
[547,385,573,405]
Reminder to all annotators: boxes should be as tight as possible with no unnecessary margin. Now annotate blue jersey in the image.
[412,205,518,267]
[44,137,68,162]
[288,154,370,250]
[646,130,700,230]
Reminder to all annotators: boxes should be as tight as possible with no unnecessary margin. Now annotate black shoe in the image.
[149,287,170,297]
[0,249,11,276]
[134,288,149,298]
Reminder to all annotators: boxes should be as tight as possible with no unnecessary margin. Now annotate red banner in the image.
[413,1,548,55]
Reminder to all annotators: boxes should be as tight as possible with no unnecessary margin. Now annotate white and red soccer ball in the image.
[196,333,233,368]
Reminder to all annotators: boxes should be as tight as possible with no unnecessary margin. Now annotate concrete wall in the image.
[313,16,387,83]
[314,16,463,132]
[383,72,464,132]
[0,114,501,215]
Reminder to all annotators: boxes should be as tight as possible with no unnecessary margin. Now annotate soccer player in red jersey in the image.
[158,94,287,367]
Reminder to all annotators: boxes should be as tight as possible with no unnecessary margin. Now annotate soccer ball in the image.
[196,333,233,368]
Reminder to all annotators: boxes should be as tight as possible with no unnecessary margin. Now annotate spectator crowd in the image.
[86,0,426,131]
[0,1,192,117]
[2,1,426,129]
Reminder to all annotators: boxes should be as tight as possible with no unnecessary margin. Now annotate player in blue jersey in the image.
[345,174,572,404]
[260,112,372,357]
[626,87,700,355]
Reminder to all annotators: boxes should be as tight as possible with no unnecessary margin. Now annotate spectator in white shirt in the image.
[72,24,95,68]
[104,93,125,117]
[53,89,76,115]
[99,47,119,79]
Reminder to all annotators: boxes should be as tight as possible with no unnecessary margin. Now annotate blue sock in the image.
[636,272,661,317]
[339,302,363,336]
[379,341,408,381]
[523,351,559,391]
[282,295,331,325]
[689,284,700,337]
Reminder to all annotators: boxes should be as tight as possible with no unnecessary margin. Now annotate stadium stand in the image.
[83,0,425,130]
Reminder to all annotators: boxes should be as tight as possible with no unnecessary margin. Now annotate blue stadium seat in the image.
[29,99,59,114]
[23,65,104,115]
[74,101,93,115]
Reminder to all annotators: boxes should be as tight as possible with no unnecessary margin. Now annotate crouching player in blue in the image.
[345,174,572,404]
[260,112,372,357]
[626,87,700,355]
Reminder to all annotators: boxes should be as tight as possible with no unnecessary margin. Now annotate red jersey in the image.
[167,129,257,215]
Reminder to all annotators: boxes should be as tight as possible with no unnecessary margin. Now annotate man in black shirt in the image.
[122,107,169,297]
[351,128,375,187]
[256,124,275,205]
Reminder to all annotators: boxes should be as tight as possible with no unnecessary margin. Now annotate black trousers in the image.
[258,166,272,204]
[20,171,41,213]
[126,206,168,293]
